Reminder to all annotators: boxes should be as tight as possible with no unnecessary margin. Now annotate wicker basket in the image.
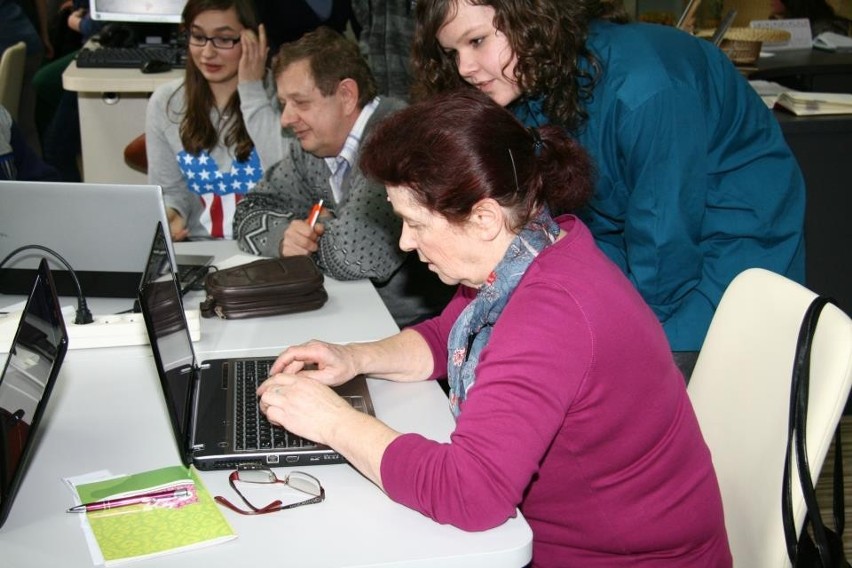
[710,38,761,64]
[697,27,792,65]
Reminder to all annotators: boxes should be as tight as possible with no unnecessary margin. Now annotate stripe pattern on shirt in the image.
[177,148,262,239]
[324,97,380,204]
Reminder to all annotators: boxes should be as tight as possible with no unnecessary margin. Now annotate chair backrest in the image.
[688,268,852,568]
[0,42,27,122]
[123,133,148,173]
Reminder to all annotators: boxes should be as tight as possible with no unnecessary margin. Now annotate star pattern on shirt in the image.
[177,148,262,196]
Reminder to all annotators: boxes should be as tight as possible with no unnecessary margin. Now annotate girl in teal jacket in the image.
[412,0,806,355]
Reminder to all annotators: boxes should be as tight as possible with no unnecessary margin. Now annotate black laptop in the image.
[0,260,69,529]
[138,222,375,470]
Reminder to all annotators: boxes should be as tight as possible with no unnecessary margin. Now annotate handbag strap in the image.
[833,426,846,537]
[782,296,841,566]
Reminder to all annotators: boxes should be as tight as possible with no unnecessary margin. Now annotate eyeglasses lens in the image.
[187,34,240,49]
[237,468,277,484]
[286,472,322,497]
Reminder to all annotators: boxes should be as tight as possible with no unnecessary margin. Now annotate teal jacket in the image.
[513,21,805,351]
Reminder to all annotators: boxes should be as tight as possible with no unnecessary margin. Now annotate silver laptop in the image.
[0,259,69,529]
[0,180,212,299]
[138,222,375,470]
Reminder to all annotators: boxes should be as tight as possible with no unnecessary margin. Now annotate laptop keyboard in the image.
[177,263,209,292]
[232,359,370,452]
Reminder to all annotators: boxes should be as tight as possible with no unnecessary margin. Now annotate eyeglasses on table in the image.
[214,464,325,515]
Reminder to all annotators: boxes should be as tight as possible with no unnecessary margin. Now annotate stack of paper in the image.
[774,92,852,116]
[749,79,789,108]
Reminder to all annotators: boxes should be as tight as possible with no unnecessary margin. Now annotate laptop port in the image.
[285,455,299,464]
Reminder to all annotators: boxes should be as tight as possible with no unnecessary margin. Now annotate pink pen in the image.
[67,487,192,513]
[308,199,324,228]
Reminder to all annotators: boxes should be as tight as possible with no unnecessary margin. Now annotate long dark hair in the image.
[360,89,594,230]
[174,0,259,161]
[411,0,628,133]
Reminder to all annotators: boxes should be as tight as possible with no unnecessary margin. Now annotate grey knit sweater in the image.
[351,0,415,100]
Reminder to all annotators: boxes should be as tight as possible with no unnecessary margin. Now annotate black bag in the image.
[782,296,851,568]
[200,257,327,320]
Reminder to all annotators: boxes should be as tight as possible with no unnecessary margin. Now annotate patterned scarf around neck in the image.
[446,208,560,418]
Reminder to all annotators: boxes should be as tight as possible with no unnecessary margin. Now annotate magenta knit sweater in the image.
[381,216,732,567]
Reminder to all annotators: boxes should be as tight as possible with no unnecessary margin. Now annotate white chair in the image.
[0,41,27,121]
[688,268,852,567]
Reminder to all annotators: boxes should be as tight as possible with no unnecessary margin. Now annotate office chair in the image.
[687,268,852,567]
[123,133,147,173]
[0,41,27,122]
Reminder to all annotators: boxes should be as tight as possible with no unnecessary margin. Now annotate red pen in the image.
[67,487,192,513]
[308,199,324,228]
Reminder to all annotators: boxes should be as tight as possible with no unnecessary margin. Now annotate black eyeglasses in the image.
[214,464,325,515]
[187,32,241,49]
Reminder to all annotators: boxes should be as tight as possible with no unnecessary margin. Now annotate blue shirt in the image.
[513,21,805,351]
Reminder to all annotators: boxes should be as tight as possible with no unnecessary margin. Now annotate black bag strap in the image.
[833,426,846,537]
[782,296,844,566]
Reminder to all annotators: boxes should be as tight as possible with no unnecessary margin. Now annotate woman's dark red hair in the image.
[360,89,594,230]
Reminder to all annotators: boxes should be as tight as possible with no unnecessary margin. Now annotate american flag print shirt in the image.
[177,147,262,239]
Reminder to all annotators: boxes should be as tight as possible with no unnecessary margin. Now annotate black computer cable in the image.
[0,245,94,325]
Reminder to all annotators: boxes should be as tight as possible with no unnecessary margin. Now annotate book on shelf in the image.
[774,92,852,116]
[748,79,788,108]
[813,31,852,52]
[67,465,236,566]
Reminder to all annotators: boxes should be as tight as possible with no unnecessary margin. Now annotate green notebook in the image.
[74,465,236,565]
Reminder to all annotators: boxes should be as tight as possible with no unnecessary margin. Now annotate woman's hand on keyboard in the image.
[267,340,359,387]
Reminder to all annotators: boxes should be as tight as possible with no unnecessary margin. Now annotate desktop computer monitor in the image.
[90,0,188,24]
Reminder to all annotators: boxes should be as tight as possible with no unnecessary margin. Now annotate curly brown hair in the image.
[175,0,259,161]
[411,0,628,133]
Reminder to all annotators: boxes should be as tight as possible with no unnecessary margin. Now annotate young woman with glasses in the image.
[145,0,285,241]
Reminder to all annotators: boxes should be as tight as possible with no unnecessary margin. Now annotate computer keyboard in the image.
[233,359,317,451]
[231,359,371,452]
[75,46,186,69]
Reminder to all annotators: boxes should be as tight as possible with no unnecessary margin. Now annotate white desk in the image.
[0,241,533,568]
[62,62,182,184]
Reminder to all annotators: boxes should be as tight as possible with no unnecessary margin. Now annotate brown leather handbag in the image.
[199,257,327,319]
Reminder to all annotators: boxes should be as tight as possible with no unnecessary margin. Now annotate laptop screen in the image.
[138,222,197,466]
[0,181,211,299]
[0,259,69,528]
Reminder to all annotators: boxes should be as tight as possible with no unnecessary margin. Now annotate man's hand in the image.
[279,220,324,257]
[67,8,86,33]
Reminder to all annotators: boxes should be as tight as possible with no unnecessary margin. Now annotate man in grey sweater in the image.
[233,27,453,328]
